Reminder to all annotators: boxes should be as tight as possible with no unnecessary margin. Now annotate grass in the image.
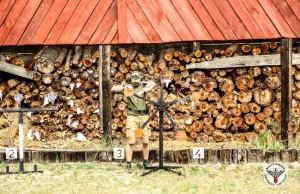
[250,129,283,151]
[0,162,299,194]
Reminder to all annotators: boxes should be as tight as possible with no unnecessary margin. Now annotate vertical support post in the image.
[98,45,103,131]
[281,38,292,149]
[192,42,200,51]
[159,76,164,167]
[102,45,112,140]
[17,102,24,172]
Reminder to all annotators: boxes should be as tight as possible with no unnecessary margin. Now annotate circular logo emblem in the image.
[264,162,288,186]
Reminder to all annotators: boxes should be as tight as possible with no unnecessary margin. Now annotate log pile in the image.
[1,42,299,144]
[0,46,101,141]
[291,46,300,134]
[110,43,286,143]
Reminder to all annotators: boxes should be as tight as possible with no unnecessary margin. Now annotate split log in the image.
[203,125,215,136]
[241,44,251,53]
[196,133,209,143]
[72,46,83,65]
[117,48,128,58]
[192,121,203,132]
[215,114,231,129]
[249,102,261,113]
[26,46,48,71]
[55,48,68,67]
[164,48,174,62]
[42,74,54,85]
[252,47,262,55]
[238,90,252,103]
[235,74,254,90]
[254,121,267,133]
[240,103,250,114]
[36,58,55,74]
[253,88,273,106]
[64,49,73,71]
[244,113,256,125]
[83,46,93,67]
[11,55,33,68]
[225,44,238,57]
[212,130,226,142]
[265,74,281,89]
[218,78,235,93]
[7,78,21,88]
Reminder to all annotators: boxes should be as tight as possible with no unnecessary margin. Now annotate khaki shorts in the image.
[126,115,151,144]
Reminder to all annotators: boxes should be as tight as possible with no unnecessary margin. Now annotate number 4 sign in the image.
[5,148,18,160]
[192,148,204,159]
[113,148,125,160]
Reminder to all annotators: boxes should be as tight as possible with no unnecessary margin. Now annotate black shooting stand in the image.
[134,76,190,176]
[0,92,58,174]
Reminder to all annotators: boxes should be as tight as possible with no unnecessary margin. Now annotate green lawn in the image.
[0,162,299,194]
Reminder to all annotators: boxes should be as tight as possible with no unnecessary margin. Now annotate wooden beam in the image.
[0,61,34,79]
[186,54,300,69]
[117,0,127,43]
[281,38,292,149]
[98,45,103,131]
[102,45,112,139]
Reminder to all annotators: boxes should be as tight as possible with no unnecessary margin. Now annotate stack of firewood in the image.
[291,47,300,134]
[110,43,285,143]
[0,46,101,141]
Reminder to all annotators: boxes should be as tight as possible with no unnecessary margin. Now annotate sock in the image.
[143,160,148,164]
[127,161,132,166]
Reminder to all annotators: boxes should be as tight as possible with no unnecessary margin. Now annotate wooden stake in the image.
[102,45,112,139]
[281,38,292,148]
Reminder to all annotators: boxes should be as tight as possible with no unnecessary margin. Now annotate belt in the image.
[128,107,147,114]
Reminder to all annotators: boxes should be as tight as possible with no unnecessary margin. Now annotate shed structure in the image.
[0,0,299,148]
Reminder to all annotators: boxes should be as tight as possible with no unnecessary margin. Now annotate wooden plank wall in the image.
[0,149,298,164]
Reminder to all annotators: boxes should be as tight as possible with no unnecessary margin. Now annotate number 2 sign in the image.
[5,148,18,160]
[113,148,125,160]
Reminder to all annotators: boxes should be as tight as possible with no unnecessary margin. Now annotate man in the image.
[111,71,155,173]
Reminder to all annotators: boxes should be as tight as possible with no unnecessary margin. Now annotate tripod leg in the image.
[164,167,183,176]
[141,109,158,129]
[140,167,160,177]
[164,111,178,130]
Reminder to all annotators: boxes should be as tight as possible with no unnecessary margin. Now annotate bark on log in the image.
[72,46,83,65]
[55,48,68,68]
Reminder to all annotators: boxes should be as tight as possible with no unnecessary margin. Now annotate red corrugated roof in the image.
[0,0,299,45]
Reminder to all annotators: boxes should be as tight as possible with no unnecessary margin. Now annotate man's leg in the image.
[142,143,149,160]
[141,115,150,168]
[125,116,137,173]
[126,143,134,162]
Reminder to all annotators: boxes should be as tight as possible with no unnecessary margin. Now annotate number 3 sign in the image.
[113,148,125,160]
[5,148,18,160]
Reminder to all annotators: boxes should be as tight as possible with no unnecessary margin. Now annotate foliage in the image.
[250,117,283,151]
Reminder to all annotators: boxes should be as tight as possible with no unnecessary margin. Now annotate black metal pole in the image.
[159,109,164,167]
[159,76,164,167]
[17,102,24,172]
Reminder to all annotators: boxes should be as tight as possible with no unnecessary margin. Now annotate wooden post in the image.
[98,45,103,130]
[192,42,200,51]
[102,45,112,139]
[281,38,292,149]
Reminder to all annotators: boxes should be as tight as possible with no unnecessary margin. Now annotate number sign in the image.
[5,148,18,160]
[192,148,204,159]
[113,148,125,160]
